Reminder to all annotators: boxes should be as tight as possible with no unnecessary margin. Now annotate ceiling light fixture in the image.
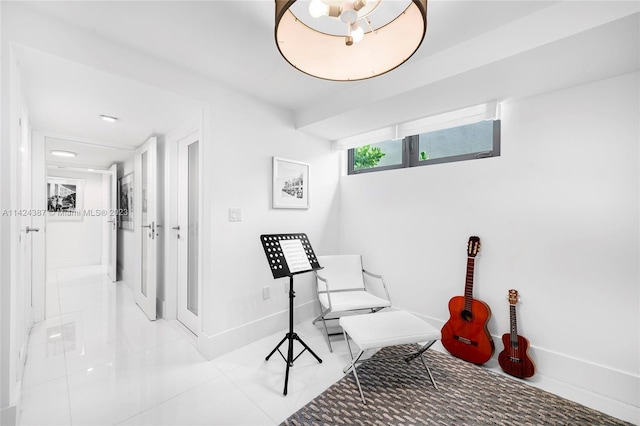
[275,0,427,81]
[50,150,77,158]
[100,114,118,123]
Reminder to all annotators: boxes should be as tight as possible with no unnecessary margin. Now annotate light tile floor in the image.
[18,266,352,426]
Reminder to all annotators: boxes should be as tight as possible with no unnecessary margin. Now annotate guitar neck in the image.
[510,305,518,345]
[463,257,475,311]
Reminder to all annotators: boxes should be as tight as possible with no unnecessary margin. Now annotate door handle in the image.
[142,223,155,239]
[172,226,180,230]
[26,227,40,233]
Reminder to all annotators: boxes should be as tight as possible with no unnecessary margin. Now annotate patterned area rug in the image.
[282,346,631,426]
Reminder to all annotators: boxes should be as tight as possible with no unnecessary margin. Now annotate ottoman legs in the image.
[342,331,439,404]
[343,330,368,404]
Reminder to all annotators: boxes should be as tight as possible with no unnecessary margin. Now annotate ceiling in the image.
[15,44,203,170]
[6,1,639,171]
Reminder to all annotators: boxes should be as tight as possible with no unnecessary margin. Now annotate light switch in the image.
[228,208,242,222]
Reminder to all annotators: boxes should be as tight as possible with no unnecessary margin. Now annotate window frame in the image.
[347,138,409,175]
[347,120,501,175]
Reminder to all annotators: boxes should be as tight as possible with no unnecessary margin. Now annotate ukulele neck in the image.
[510,305,518,345]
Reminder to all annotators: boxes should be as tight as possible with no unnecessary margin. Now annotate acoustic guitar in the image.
[441,236,495,364]
[498,289,536,378]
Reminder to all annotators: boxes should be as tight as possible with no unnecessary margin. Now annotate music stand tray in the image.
[260,234,323,395]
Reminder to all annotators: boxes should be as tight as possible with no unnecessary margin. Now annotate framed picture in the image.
[46,177,84,220]
[119,172,134,230]
[272,157,310,209]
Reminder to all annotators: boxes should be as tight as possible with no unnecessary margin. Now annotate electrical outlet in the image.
[263,286,270,300]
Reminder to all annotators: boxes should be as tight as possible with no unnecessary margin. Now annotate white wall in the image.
[196,94,340,358]
[46,170,105,268]
[339,72,639,421]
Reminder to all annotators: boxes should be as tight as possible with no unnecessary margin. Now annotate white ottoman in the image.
[339,310,441,404]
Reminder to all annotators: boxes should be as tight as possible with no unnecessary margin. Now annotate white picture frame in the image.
[272,157,310,209]
[119,172,134,230]
[46,177,84,221]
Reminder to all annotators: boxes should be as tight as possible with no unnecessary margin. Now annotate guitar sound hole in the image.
[461,310,473,322]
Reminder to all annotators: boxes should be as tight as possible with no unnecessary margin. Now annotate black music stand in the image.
[260,233,323,395]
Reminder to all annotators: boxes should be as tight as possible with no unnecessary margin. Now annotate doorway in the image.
[43,165,119,319]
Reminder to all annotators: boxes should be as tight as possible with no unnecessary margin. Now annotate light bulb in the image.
[309,0,327,18]
[353,0,367,11]
[351,23,364,43]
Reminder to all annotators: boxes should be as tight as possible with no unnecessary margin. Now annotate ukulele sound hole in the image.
[461,310,473,322]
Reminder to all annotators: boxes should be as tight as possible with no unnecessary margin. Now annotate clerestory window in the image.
[348,120,501,175]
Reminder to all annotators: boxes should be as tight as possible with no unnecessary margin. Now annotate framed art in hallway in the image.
[119,172,134,229]
[46,177,84,220]
[272,157,310,209]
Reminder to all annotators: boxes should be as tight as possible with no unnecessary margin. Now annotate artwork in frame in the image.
[272,157,310,209]
[119,172,134,230]
[46,177,84,220]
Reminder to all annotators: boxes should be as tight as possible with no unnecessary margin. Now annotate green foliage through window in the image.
[354,145,386,170]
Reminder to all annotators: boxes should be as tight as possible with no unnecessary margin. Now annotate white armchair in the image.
[313,255,392,351]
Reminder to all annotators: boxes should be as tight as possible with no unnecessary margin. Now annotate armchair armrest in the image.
[362,269,392,304]
[362,270,382,280]
[314,272,333,310]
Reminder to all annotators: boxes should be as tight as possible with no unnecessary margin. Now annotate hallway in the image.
[18,267,349,425]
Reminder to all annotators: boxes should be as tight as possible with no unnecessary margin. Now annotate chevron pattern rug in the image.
[282,345,631,426]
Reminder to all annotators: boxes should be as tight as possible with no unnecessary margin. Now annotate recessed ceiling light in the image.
[88,168,95,172]
[100,114,118,123]
[50,150,77,158]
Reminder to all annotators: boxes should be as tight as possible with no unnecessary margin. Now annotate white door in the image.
[134,137,157,321]
[176,133,200,334]
[107,164,118,282]
[17,108,35,381]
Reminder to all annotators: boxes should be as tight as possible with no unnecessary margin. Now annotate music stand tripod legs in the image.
[265,275,322,395]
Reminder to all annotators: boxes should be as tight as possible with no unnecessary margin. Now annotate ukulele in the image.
[498,289,536,378]
[441,236,495,364]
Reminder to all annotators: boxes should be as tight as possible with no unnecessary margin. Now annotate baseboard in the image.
[1,379,21,426]
[198,300,316,360]
[47,257,102,269]
[1,404,16,426]
[413,311,639,425]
